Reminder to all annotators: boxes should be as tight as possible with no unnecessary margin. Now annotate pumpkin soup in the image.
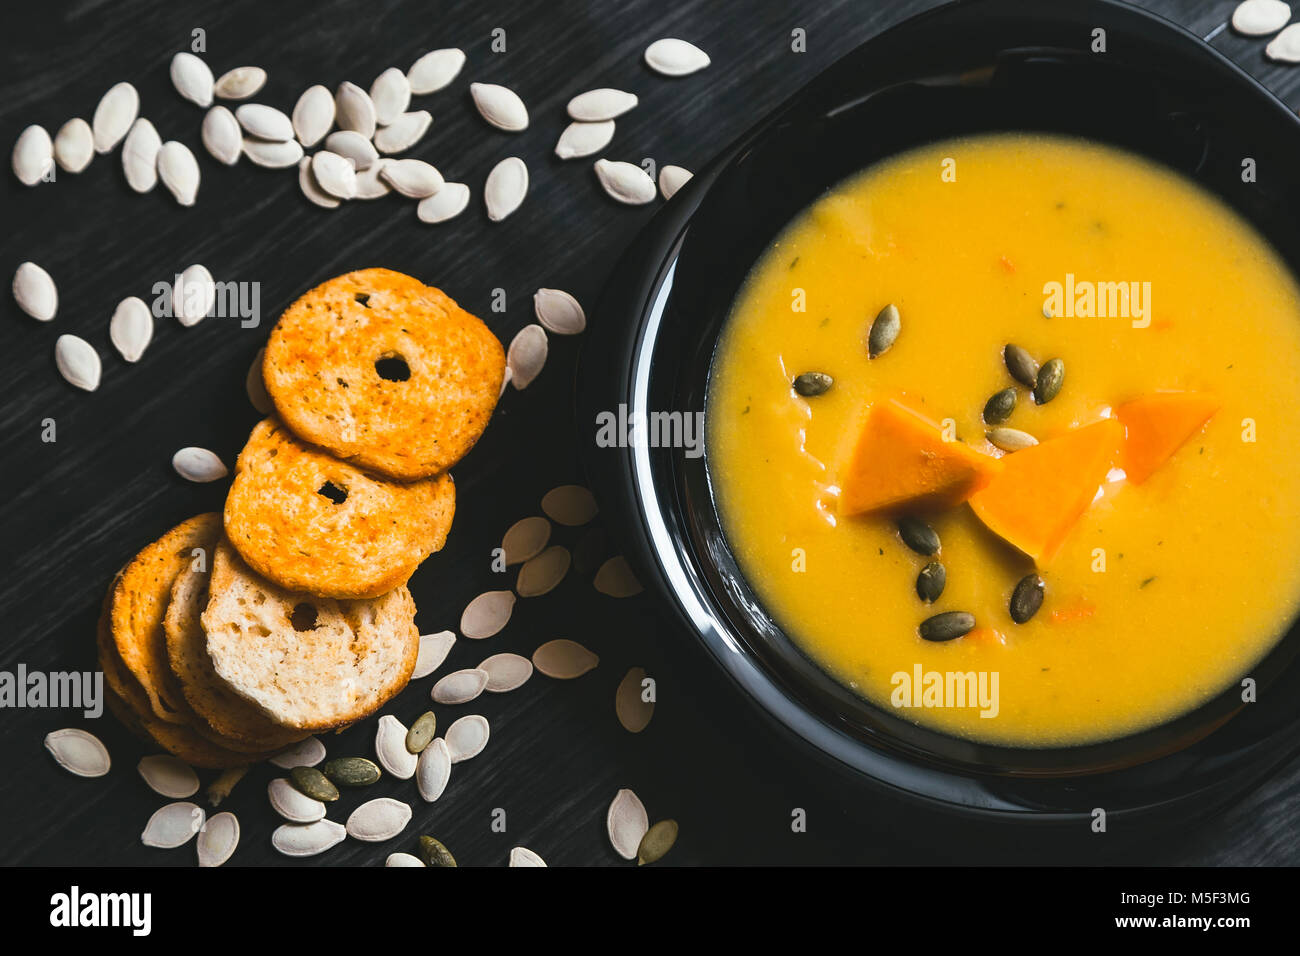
[706,133,1300,747]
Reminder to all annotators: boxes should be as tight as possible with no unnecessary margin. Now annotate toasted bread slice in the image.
[202,539,419,730]
[224,418,456,599]
[262,268,505,480]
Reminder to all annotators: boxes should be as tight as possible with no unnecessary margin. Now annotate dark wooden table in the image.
[2,0,1297,867]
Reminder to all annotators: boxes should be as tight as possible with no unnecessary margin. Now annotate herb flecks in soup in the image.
[707,133,1300,746]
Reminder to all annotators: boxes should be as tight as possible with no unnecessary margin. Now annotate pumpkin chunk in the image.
[839,398,1002,517]
[1115,392,1219,484]
[968,418,1124,563]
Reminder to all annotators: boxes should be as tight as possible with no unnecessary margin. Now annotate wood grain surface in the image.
[1,0,1297,866]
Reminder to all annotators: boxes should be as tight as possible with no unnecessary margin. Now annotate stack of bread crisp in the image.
[98,268,506,766]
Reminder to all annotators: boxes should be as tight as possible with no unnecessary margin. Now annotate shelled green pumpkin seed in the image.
[916,561,946,603]
[289,766,339,802]
[897,515,940,556]
[418,835,457,867]
[322,757,381,787]
[1034,358,1065,405]
[983,387,1017,424]
[405,711,437,754]
[793,371,832,396]
[1010,573,1046,623]
[1003,343,1039,388]
[919,611,976,642]
[867,304,900,358]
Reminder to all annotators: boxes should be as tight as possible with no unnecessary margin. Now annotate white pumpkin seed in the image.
[542,485,598,526]
[170,53,214,107]
[499,366,513,396]
[335,81,377,137]
[554,119,615,160]
[596,556,643,597]
[484,156,527,221]
[235,103,294,141]
[417,181,470,223]
[54,335,101,392]
[173,263,215,326]
[502,516,550,565]
[509,846,547,867]
[138,754,199,797]
[431,668,489,705]
[567,88,638,121]
[13,262,57,321]
[470,82,529,131]
[142,802,205,848]
[53,118,93,173]
[506,323,546,388]
[92,82,139,153]
[533,288,586,335]
[157,140,200,205]
[109,297,153,362]
[386,851,425,866]
[214,66,267,100]
[1267,21,1300,59]
[311,150,357,199]
[415,737,451,802]
[478,652,533,693]
[594,158,656,205]
[44,728,109,777]
[644,38,711,76]
[374,110,432,154]
[201,106,242,165]
[659,164,692,200]
[381,158,443,198]
[12,125,53,185]
[268,777,325,822]
[272,819,345,857]
[246,348,273,413]
[268,737,323,769]
[172,447,228,483]
[516,545,571,597]
[298,156,340,209]
[347,797,412,841]
[121,118,160,192]
[408,48,465,94]
[242,137,303,168]
[460,589,516,639]
[606,788,648,859]
[1234,0,1291,36]
[532,639,599,679]
[355,160,393,199]
[412,631,457,679]
[293,85,335,147]
[370,67,412,126]
[616,667,654,733]
[375,714,418,779]
[196,812,239,867]
[445,714,490,763]
[324,129,379,169]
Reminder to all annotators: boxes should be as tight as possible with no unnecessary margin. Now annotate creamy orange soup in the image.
[707,133,1300,746]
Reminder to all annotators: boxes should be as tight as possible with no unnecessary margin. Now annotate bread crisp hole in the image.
[355,293,371,307]
[290,603,319,631]
[319,481,348,504]
[375,356,411,381]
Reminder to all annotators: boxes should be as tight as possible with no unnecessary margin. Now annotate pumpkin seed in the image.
[206,765,250,806]
[615,666,654,733]
[121,118,161,192]
[555,120,615,160]
[897,516,940,556]
[868,304,900,358]
[289,765,339,802]
[595,556,643,597]
[644,38,711,76]
[416,738,451,802]
[346,797,412,842]
[270,736,324,769]
[479,652,534,692]
[1010,573,1046,623]
[44,728,110,777]
[157,140,200,204]
[324,129,379,169]
[1234,0,1290,36]
[1266,20,1300,60]
[534,288,586,335]
[1003,344,1039,388]
[658,164,692,200]
[12,124,53,185]
[506,323,547,388]
[369,67,411,126]
[509,846,547,867]
[381,157,443,198]
[334,81,377,137]
[986,427,1038,452]
[214,66,267,100]
[311,150,357,199]
[919,610,976,642]
[793,371,832,396]
[407,48,465,94]
[292,85,335,147]
[405,712,437,753]
[386,852,425,867]
[517,545,572,596]
[916,561,946,603]
[138,754,199,798]
[1034,358,1065,405]
[485,156,528,220]
[142,802,204,848]
[268,777,326,823]
[322,756,382,786]
[432,668,489,705]
[567,88,638,121]
[54,335,101,392]
[418,835,457,867]
[201,106,242,166]
[298,157,340,209]
[542,485,597,526]
[355,160,393,199]
[197,812,239,867]
[594,158,656,205]
[53,118,93,173]
[532,639,599,678]
[445,714,490,763]
[374,110,432,154]
[460,589,516,639]
[246,348,273,413]
[983,387,1017,424]
[637,819,678,865]
[607,788,649,860]
[242,137,302,168]
[272,819,345,857]
[375,714,418,779]
[172,447,227,483]
[173,263,215,326]
[417,181,470,222]
[235,103,293,141]
[470,82,529,131]
[412,630,457,679]
[13,261,57,321]
[170,53,214,107]
[502,516,551,565]
[92,82,139,153]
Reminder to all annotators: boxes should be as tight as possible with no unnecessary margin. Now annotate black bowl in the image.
[579,0,1300,826]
